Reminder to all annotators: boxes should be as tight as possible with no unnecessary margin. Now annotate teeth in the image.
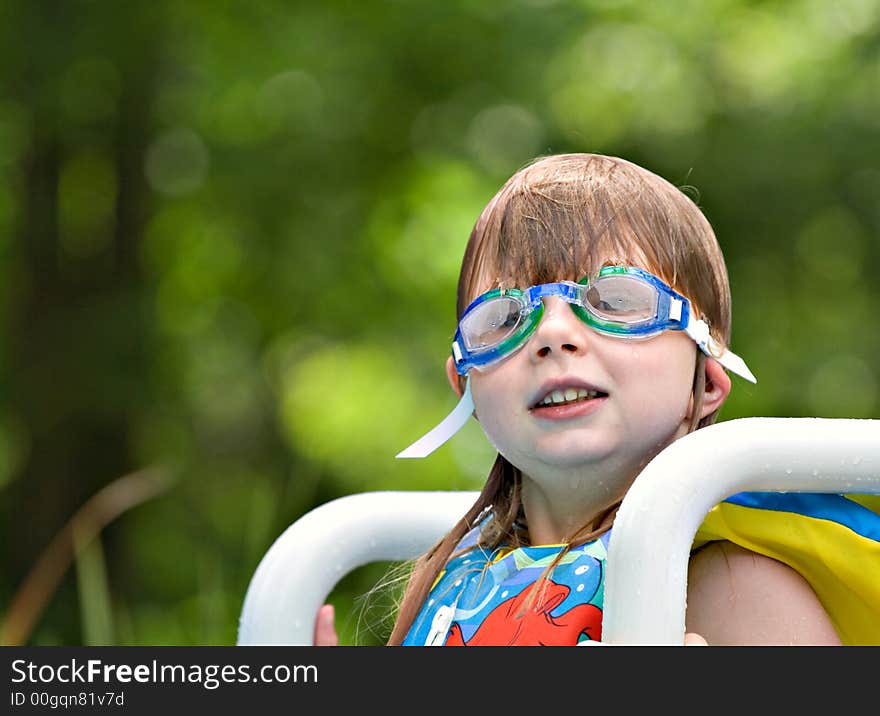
[538,388,600,407]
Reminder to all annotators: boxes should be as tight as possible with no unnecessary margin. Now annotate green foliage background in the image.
[1,0,878,645]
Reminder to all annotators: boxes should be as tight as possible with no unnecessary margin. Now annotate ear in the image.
[698,357,732,420]
[445,356,464,398]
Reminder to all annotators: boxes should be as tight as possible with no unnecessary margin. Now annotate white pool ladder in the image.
[237,417,880,645]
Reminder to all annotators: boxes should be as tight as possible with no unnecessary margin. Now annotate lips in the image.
[529,378,608,410]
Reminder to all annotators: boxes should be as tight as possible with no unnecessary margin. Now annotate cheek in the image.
[471,377,510,424]
[469,375,524,446]
[618,345,695,413]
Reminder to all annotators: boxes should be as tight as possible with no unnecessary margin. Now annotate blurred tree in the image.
[1,0,166,643]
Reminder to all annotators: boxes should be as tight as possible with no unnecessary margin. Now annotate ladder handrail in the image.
[237,490,478,645]
[237,417,880,645]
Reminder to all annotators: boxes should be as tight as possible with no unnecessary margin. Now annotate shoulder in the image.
[688,541,807,591]
[685,542,842,645]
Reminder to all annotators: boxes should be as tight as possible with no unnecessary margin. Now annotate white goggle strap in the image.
[685,318,757,384]
[396,377,474,459]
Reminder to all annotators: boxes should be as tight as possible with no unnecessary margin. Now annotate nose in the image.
[529,297,589,362]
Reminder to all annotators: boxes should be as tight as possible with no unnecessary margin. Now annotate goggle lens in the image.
[584,274,659,325]
[459,295,524,352]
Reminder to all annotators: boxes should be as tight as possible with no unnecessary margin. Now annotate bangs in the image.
[462,179,688,305]
[491,203,659,289]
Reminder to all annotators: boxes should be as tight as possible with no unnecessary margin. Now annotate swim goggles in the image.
[397,266,756,458]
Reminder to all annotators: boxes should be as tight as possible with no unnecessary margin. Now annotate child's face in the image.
[464,291,699,490]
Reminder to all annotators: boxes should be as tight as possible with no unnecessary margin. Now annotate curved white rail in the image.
[238,417,880,646]
[237,490,478,645]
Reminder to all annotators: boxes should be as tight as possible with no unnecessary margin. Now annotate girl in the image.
[316,153,870,646]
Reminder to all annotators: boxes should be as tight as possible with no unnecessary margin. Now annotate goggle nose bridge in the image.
[523,281,584,308]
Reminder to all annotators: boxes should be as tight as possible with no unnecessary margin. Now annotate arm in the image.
[685,542,842,646]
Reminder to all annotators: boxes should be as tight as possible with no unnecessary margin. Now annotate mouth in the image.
[530,381,608,410]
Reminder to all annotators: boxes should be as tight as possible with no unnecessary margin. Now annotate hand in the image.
[684,632,708,646]
[313,603,339,646]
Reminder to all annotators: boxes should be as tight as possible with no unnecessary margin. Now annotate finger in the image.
[684,631,708,646]
[313,604,339,646]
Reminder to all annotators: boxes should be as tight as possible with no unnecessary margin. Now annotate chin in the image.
[538,433,617,460]
[527,445,618,472]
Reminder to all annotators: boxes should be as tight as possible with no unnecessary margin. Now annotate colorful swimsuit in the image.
[402,524,609,646]
[403,491,880,646]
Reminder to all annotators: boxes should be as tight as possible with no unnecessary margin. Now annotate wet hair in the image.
[388,153,734,645]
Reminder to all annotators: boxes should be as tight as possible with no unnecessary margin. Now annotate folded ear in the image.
[446,355,464,398]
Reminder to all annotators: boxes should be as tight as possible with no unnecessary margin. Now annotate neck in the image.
[515,425,692,545]
[519,469,630,545]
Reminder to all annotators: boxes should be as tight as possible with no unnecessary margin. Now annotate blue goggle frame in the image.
[452,266,696,375]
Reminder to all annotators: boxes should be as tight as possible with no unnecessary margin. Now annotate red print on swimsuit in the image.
[444,579,602,646]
